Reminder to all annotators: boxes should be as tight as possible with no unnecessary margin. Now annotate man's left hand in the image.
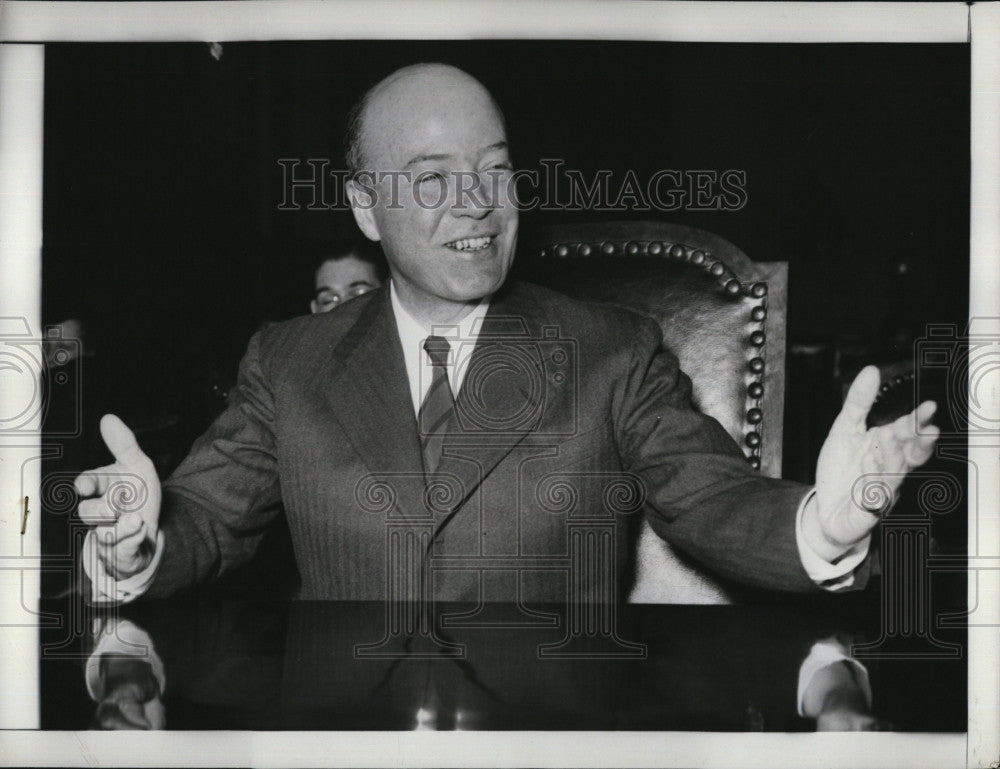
[806,365,940,562]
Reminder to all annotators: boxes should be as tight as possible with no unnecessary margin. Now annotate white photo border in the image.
[0,2,996,767]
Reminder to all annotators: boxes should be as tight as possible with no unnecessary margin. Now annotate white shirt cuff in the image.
[795,488,870,590]
[83,528,164,605]
[797,638,872,716]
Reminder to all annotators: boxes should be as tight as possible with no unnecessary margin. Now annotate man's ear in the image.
[346,178,381,243]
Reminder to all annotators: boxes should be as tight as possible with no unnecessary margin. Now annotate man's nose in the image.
[450,170,495,219]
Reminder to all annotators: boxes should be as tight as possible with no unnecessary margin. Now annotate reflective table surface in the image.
[39,594,966,731]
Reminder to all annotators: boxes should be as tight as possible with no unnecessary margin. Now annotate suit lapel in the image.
[320,288,427,519]
[318,283,563,525]
[433,283,551,516]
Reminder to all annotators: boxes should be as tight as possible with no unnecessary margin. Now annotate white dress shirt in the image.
[389,281,491,416]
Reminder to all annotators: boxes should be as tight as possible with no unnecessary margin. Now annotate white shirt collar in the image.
[389,280,491,414]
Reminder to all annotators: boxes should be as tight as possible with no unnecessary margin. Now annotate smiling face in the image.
[347,65,518,324]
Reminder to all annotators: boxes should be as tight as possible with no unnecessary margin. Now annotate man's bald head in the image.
[343,61,518,324]
[344,63,506,176]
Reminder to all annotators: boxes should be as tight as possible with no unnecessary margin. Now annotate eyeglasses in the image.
[315,284,375,311]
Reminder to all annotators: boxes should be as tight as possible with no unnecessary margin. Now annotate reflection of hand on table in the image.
[799,636,878,731]
[86,617,166,730]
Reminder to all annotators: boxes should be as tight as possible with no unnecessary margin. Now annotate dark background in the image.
[41,39,969,536]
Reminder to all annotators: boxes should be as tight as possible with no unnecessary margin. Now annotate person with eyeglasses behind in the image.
[309,239,386,314]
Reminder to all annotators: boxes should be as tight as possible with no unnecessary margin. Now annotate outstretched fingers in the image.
[832,366,882,434]
[887,401,940,468]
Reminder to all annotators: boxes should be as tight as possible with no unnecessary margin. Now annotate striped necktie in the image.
[418,336,455,475]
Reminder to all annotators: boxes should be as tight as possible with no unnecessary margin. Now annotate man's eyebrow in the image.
[402,153,452,169]
[402,142,509,169]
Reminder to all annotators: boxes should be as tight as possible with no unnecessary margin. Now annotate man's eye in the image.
[348,286,372,299]
[416,171,446,185]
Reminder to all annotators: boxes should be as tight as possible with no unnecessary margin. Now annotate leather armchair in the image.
[520,221,788,603]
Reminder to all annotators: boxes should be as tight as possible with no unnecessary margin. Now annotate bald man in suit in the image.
[76,64,939,605]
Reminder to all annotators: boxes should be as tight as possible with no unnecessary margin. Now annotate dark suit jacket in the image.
[146,281,860,601]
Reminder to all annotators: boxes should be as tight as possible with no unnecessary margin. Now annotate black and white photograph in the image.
[0,2,997,767]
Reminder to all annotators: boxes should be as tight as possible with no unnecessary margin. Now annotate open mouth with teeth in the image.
[446,235,495,252]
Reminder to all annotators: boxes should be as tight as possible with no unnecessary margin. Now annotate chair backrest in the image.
[519,221,788,603]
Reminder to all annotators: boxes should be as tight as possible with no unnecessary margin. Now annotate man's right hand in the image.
[75,414,162,580]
